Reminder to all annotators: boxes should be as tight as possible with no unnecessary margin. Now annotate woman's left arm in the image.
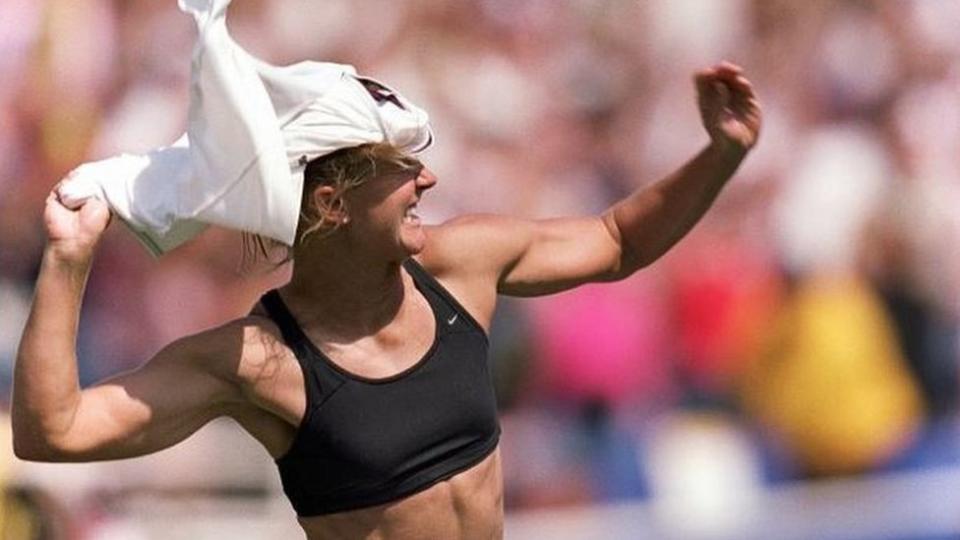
[422,62,761,301]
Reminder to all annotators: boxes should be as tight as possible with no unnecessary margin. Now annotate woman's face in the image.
[341,165,437,260]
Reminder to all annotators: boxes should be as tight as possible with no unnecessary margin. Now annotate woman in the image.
[13,62,760,539]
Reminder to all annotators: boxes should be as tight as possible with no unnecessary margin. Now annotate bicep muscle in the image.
[425,214,625,300]
[498,215,624,296]
[50,331,241,461]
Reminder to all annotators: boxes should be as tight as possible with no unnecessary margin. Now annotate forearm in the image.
[13,246,93,455]
[604,142,747,272]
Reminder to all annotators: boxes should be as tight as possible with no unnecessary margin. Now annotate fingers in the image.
[693,61,763,150]
[53,174,92,211]
[695,62,756,99]
[694,62,761,125]
[46,187,72,212]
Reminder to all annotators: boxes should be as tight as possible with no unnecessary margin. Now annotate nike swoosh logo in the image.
[447,314,459,325]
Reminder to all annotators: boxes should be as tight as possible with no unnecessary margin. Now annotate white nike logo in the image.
[447,314,459,325]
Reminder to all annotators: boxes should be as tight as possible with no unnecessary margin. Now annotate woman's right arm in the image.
[12,193,242,462]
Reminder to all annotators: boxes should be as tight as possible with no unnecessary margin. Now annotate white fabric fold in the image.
[57,0,433,256]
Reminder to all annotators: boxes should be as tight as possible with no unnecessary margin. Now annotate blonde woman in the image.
[14,62,760,539]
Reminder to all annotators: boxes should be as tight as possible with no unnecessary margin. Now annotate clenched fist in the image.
[44,187,112,262]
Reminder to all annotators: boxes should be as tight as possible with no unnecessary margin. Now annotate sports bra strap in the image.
[402,259,488,337]
[260,290,312,356]
[259,290,340,402]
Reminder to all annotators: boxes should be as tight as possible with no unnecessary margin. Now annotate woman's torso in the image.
[229,259,503,539]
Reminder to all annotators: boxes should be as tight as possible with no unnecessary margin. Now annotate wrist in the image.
[707,138,749,164]
[43,242,96,272]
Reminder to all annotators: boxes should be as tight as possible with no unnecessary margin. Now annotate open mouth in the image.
[403,202,420,225]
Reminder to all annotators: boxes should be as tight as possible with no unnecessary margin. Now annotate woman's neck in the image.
[281,243,410,339]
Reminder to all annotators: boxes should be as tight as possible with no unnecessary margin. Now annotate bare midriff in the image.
[298,449,503,540]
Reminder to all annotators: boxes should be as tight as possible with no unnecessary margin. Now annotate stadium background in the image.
[1,0,959,538]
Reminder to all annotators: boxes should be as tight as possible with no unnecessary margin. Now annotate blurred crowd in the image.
[3,0,960,537]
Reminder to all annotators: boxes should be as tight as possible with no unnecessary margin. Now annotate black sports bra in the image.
[259,259,500,516]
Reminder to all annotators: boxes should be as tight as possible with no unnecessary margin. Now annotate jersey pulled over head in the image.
[57,0,434,256]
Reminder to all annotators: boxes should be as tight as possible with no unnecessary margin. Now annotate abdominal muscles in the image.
[298,448,503,540]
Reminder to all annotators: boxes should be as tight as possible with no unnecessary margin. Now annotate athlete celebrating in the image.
[13,7,760,534]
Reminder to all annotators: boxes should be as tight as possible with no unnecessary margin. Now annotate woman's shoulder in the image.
[188,308,283,347]
[166,308,291,383]
[420,214,510,274]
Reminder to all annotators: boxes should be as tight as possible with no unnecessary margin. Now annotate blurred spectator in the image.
[739,275,922,476]
[527,277,672,409]
[0,485,72,540]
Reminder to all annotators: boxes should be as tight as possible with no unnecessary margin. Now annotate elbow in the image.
[600,213,658,281]
[14,441,80,463]
[604,250,654,283]
[627,253,659,274]
[13,436,58,462]
[12,427,76,463]
[618,235,674,275]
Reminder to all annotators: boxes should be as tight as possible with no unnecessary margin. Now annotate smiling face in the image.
[293,143,438,263]
[341,164,437,260]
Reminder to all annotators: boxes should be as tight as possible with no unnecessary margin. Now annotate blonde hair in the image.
[241,143,422,267]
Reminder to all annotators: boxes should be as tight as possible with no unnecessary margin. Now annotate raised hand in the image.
[44,186,112,262]
[694,62,762,154]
